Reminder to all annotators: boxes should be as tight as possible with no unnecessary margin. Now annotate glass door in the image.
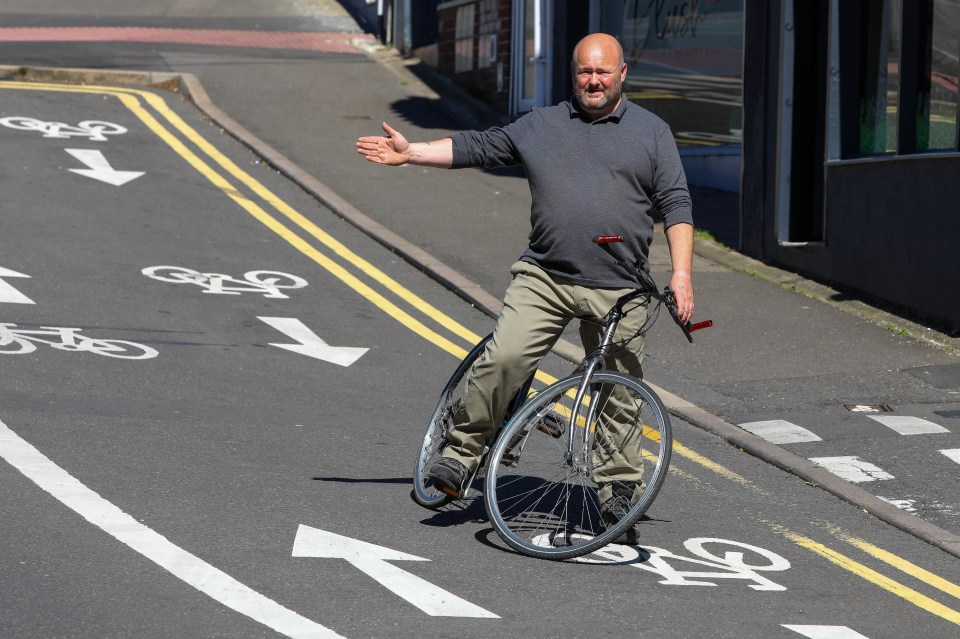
[511,0,552,115]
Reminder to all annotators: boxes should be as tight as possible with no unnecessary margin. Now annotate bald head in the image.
[571,33,626,119]
[571,33,624,69]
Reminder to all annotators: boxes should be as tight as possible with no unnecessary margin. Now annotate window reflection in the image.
[925,0,959,150]
[859,0,900,155]
[601,0,744,148]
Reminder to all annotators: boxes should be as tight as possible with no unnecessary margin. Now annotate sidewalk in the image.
[2,4,959,557]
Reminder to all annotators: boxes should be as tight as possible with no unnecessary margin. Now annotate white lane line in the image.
[739,420,822,444]
[866,415,949,435]
[807,456,894,483]
[0,418,345,639]
[941,449,960,465]
[876,497,918,512]
[782,625,871,639]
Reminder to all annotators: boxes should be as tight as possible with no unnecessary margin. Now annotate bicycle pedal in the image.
[536,414,564,438]
[499,452,519,467]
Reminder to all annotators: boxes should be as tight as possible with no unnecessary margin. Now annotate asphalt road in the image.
[1,74,960,639]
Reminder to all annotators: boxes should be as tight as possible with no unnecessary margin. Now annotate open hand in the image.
[356,122,410,165]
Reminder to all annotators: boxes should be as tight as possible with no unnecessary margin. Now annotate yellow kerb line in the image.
[844,536,960,602]
[1,80,484,352]
[786,532,960,626]
[0,81,471,361]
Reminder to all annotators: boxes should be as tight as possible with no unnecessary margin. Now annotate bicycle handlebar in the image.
[592,234,712,343]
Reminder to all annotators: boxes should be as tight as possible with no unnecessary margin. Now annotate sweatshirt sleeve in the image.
[450,123,523,169]
[651,125,694,229]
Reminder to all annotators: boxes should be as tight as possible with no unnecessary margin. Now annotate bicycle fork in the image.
[565,308,621,470]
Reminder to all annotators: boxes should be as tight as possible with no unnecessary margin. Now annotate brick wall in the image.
[438,0,512,114]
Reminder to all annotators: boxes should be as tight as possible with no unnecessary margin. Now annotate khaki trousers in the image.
[443,261,647,496]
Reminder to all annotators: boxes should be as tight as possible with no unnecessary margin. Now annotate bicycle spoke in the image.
[486,372,672,560]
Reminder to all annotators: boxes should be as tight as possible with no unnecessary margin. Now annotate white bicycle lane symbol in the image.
[0,116,128,141]
[0,323,158,360]
[142,266,308,299]
[561,537,792,591]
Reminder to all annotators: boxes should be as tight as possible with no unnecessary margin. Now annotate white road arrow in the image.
[65,148,144,186]
[292,525,498,618]
[258,317,367,367]
[0,267,34,304]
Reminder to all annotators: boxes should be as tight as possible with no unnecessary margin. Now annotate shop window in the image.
[600,0,745,148]
[923,0,959,150]
[857,0,900,155]
[840,0,959,156]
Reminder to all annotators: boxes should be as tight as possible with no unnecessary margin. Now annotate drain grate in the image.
[844,404,893,413]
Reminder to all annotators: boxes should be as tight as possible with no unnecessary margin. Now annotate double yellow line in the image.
[786,531,960,625]
[0,80,575,391]
[5,80,958,626]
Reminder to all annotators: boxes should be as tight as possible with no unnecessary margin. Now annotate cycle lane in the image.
[0,79,958,639]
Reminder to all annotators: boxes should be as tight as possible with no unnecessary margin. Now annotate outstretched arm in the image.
[665,222,695,324]
[356,122,454,168]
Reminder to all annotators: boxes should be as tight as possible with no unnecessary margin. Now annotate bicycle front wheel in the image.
[484,371,671,560]
[412,335,491,509]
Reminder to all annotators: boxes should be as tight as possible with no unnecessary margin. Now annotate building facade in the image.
[396,0,959,328]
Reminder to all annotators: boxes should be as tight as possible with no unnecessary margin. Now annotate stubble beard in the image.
[575,77,622,114]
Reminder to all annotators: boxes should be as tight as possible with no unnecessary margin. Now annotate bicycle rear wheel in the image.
[484,371,671,560]
[412,335,491,508]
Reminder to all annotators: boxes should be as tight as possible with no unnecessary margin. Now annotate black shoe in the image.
[600,484,639,545]
[427,457,469,498]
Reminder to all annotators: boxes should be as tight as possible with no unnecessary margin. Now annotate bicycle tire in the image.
[484,371,672,560]
[412,335,492,509]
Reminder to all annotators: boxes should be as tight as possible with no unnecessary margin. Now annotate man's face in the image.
[573,45,626,117]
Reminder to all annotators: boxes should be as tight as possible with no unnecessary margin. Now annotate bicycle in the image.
[413,235,711,560]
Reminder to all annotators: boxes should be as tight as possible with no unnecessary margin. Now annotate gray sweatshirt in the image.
[451,98,693,289]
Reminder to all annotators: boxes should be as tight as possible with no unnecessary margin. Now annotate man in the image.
[357,33,694,539]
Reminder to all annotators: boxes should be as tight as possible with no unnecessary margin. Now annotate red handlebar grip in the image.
[688,320,713,332]
[593,235,624,244]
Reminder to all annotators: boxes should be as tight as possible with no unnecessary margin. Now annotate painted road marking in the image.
[785,532,960,625]
[0,115,127,140]
[143,266,308,298]
[291,525,498,618]
[0,266,34,304]
[782,626,870,639]
[867,415,950,435]
[66,148,144,186]
[739,419,822,444]
[0,418,346,639]
[259,317,367,366]
[942,449,960,465]
[876,497,918,512]
[574,537,790,591]
[0,323,158,359]
[842,536,960,602]
[807,456,894,483]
